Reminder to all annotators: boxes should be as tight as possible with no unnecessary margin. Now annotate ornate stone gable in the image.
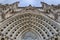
[0,1,60,40]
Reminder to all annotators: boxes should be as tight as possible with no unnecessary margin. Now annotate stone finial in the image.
[13,1,20,7]
[41,2,49,9]
[28,5,33,8]
[25,5,35,10]
[41,2,49,5]
[29,5,32,7]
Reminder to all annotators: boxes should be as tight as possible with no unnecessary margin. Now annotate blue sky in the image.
[0,0,60,7]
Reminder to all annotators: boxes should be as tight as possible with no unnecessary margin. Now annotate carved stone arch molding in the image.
[17,28,43,40]
[0,12,60,40]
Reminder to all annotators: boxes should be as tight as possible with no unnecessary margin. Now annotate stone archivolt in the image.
[0,12,60,40]
[0,1,60,40]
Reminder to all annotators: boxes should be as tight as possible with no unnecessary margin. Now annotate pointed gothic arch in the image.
[0,12,60,40]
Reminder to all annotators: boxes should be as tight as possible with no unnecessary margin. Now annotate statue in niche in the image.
[0,11,5,20]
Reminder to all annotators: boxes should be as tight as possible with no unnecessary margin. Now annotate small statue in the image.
[1,11,5,20]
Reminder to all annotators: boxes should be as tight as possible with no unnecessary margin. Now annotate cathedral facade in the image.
[0,2,60,40]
